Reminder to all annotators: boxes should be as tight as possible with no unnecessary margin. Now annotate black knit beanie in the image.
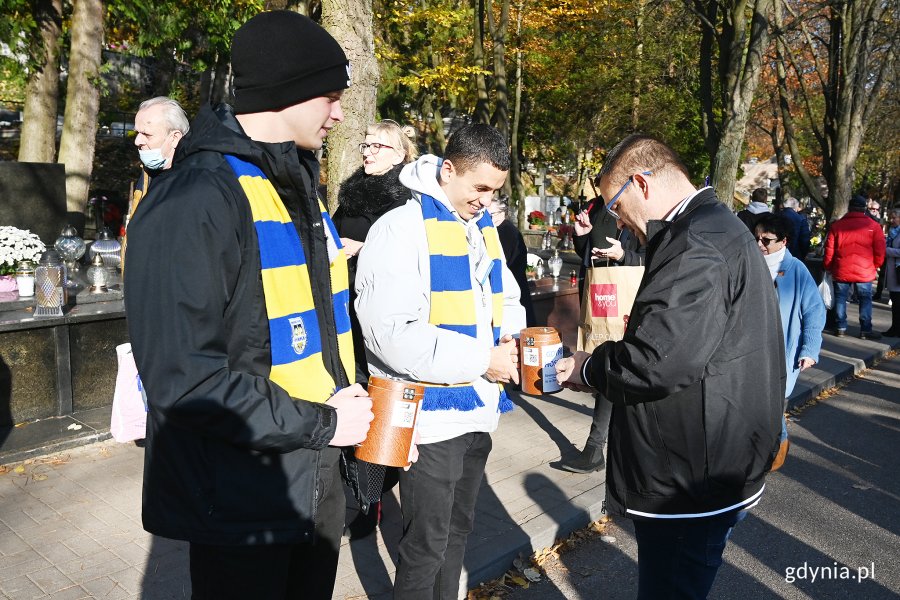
[231,11,351,114]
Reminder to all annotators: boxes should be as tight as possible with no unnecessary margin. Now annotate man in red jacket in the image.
[824,195,887,339]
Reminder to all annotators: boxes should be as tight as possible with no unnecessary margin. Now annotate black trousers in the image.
[585,392,613,448]
[394,432,492,600]
[188,455,344,600]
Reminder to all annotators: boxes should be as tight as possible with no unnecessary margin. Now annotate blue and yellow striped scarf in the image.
[420,193,512,413]
[225,155,355,402]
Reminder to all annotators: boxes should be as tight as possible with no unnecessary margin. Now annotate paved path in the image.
[0,385,605,600]
[0,302,896,599]
[505,353,900,600]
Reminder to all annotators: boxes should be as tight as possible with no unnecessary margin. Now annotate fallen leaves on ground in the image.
[0,454,71,483]
[467,516,613,598]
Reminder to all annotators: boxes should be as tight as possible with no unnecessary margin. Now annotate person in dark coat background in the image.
[334,119,419,372]
[332,119,418,541]
[737,187,771,231]
[778,196,811,259]
[560,184,643,474]
[489,197,536,326]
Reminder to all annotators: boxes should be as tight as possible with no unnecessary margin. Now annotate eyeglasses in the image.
[358,142,394,155]
[756,235,780,247]
[604,171,653,220]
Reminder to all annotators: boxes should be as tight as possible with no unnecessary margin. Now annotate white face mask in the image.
[139,148,168,171]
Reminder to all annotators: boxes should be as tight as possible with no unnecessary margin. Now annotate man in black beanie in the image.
[124,10,374,599]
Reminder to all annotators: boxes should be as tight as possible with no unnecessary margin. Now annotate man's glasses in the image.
[756,235,780,247]
[358,142,394,155]
[604,171,652,220]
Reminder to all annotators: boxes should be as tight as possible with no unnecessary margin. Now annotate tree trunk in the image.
[694,0,720,162]
[487,0,509,141]
[510,1,525,227]
[694,0,773,209]
[421,93,446,155]
[778,0,893,220]
[473,0,491,124]
[631,0,645,131]
[487,0,511,197]
[321,0,378,213]
[57,0,103,217]
[210,53,232,105]
[772,0,824,210]
[17,0,62,163]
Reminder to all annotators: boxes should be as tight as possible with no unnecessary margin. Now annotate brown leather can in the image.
[355,376,424,467]
[520,327,563,395]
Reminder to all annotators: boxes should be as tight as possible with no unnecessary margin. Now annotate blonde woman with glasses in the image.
[333,119,418,540]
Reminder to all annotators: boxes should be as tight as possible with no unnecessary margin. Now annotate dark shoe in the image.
[560,444,605,473]
[346,500,381,540]
[826,328,846,337]
[860,330,882,340]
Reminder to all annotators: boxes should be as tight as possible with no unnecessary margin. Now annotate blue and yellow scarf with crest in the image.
[420,193,513,413]
[225,155,355,402]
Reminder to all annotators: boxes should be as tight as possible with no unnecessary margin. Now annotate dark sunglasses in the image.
[756,235,781,247]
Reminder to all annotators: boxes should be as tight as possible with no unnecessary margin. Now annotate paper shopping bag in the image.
[577,265,644,353]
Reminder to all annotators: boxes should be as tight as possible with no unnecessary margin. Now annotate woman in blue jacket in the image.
[755,213,826,446]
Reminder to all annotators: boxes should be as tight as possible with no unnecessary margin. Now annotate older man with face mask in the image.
[121,97,190,268]
[134,96,189,172]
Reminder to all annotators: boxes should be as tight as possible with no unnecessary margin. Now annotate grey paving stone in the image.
[108,542,148,570]
[0,510,40,534]
[110,568,144,594]
[32,544,79,569]
[79,575,131,600]
[59,535,105,559]
[57,549,126,584]
[0,574,45,599]
[0,549,43,572]
[42,584,92,599]
[0,552,51,579]
[0,532,30,558]
[25,566,74,595]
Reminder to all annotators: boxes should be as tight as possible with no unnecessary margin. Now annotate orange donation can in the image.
[355,376,424,468]
[520,327,563,395]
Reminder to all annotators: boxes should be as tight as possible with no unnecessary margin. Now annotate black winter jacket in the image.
[124,104,347,545]
[332,164,410,375]
[587,189,785,519]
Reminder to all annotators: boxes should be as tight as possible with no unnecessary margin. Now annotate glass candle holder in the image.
[548,250,563,278]
[86,254,110,293]
[54,225,86,286]
[89,227,122,271]
[35,250,67,317]
[15,260,36,298]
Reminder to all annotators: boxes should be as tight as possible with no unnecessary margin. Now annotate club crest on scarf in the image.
[224,154,355,402]
[290,316,308,355]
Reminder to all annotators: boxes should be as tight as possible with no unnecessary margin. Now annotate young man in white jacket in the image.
[355,123,525,599]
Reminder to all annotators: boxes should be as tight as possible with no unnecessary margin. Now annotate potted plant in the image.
[0,226,46,295]
[527,210,546,230]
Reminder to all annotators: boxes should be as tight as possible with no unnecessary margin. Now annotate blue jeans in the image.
[634,510,744,599]
[834,281,873,332]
